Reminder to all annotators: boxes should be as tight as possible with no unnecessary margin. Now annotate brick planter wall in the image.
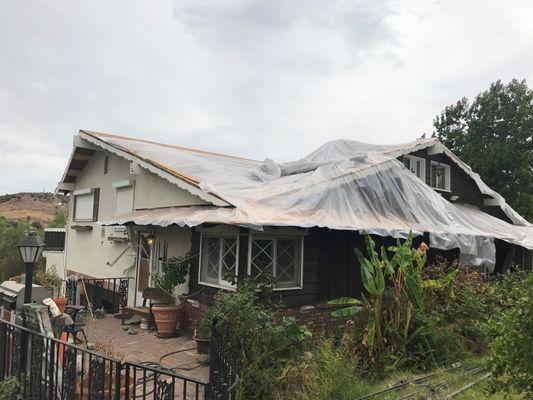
[273,303,350,336]
[180,297,350,337]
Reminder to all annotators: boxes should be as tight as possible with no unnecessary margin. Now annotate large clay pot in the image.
[152,305,179,338]
[53,297,68,314]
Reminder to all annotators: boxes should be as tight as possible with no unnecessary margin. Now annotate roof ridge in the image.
[80,129,261,163]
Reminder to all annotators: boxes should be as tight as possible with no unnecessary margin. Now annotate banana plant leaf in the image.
[331,306,363,318]
[328,297,362,305]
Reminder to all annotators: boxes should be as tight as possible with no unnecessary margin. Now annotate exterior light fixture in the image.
[146,234,155,247]
[17,229,45,304]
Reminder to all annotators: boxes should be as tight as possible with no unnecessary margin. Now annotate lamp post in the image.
[17,229,45,304]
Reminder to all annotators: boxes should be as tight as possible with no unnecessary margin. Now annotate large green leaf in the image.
[355,248,377,295]
[331,306,363,318]
[328,297,362,306]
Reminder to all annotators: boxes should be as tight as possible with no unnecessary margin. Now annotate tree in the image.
[49,211,67,228]
[0,217,32,281]
[433,79,533,222]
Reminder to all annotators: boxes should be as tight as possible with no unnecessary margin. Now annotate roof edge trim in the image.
[77,131,231,207]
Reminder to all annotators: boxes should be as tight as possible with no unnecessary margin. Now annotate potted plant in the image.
[194,311,213,354]
[152,255,189,338]
[35,266,67,313]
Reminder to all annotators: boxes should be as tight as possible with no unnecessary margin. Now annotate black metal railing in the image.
[0,319,207,399]
[68,277,131,315]
[206,322,238,400]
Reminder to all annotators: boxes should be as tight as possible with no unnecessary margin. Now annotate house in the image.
[56,130,533,328]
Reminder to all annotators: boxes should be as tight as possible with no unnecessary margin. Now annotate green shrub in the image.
[0,377,21,400]
[483,272,533,397]
[35,266,62,297]
[198,280,311,399]
[153,255,189,296]
[276,340,371,400]
[329,233,458,375]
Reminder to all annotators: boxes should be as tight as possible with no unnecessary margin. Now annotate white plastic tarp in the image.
[91,133,533,272]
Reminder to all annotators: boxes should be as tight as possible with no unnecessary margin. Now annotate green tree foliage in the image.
[433,79,533,221]
[0,217,36,281]
[49,211,67,228]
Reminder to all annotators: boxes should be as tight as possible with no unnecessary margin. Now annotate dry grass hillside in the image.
[0,192,68,226]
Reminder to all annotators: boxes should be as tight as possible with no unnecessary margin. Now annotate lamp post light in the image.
[17,229,45,304]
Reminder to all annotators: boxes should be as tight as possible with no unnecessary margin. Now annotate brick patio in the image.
[82,315,209,383]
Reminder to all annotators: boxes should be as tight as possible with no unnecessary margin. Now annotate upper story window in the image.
[73,188,99,222]
[403,155,426,182]
[430,161,451,191]
[247,233,303,290]
[113,180,135,216]
[199,233,238,289]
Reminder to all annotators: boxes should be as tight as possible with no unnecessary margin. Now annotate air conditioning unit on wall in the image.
[107,226,129,242]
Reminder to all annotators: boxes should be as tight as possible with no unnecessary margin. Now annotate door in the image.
[136,235,153,306]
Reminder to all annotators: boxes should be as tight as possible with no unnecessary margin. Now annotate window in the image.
[113,180,134,216]
[403,155,426,182]
[73,188,99,222]
[199,234,238,289]
[248,234,303,290]
[430,161,451,191]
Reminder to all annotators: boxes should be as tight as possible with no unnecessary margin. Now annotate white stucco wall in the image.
[64,150,204,298]
[43,251,65,277]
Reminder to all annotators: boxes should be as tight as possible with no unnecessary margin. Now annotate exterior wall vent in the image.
[104,155,109,174]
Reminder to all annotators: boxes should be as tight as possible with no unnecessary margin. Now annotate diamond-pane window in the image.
[200,234,238,287]
[248,235,303,289]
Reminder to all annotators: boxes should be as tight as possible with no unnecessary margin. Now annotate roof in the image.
[58,129,533,269]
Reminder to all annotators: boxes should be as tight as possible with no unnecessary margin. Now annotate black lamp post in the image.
[17,229,45,304]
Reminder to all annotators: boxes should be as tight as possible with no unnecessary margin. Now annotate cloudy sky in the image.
[1,0,532,194]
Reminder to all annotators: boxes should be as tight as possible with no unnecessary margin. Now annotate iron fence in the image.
[0,319,207,399]
[205,323,238,400]
[67,277,131,315]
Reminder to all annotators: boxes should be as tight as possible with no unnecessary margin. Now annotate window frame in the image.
[430,161,451,192]
[247,233,304,291]
[72,187,99,222]
[198,232,239,290]
[403,155,426,182]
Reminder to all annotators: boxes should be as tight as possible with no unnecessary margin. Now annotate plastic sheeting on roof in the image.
[94,132,533,273]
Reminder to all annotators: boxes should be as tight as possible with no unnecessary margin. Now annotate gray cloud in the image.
[0,0,532,194]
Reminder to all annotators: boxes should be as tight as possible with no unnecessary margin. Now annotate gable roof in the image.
[58,129,533,269]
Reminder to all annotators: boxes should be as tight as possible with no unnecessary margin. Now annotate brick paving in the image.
[83,315,209,384]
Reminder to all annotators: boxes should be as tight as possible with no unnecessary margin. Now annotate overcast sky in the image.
[1,0,532,195]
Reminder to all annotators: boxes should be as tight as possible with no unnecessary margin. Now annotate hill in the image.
[0,192,69,226]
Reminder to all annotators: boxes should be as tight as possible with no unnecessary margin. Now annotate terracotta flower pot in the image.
[53,297,68,314]
[13,276,22,284]
[152,305,179,338]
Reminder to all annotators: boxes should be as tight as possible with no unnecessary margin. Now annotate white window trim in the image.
[403,155,426,182]
[430,161,451,192]
[247,234,304,291]
[198,232,239,290]
[112,179,135,189]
